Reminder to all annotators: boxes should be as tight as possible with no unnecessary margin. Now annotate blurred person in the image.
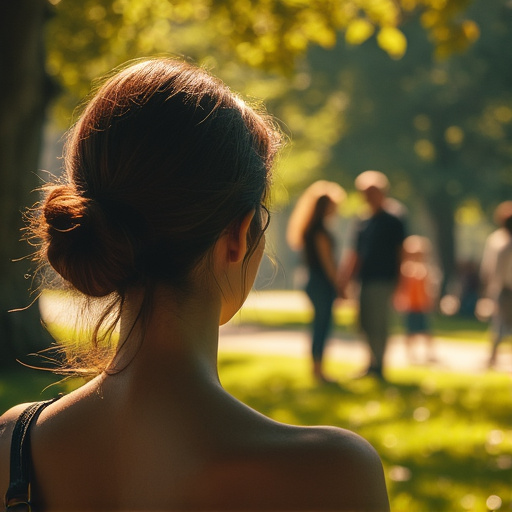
[479,201,512,367]
[393,235,439,364]
[0,58,389,511]
[486,214,512,367]
[287,181,346,383]
[458,260,480,317]
[480,201,512,297]
[338,170,406,380]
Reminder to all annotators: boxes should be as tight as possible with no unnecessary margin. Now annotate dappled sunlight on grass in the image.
[219,352,512,512]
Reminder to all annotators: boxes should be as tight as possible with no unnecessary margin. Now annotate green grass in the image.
[218,352,512,512]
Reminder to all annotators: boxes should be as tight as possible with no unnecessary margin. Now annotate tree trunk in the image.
[0,1,55,366]
[425,190,457,297]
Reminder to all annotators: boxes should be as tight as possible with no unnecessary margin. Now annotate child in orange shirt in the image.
[394,235,438,363]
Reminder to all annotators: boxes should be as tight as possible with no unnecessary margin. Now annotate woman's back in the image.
[304,226,335,272]
[1,372,387,511]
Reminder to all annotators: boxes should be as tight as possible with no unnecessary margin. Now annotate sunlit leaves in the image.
[494,106,512,124]
[455,199,484,225]
[44,0,483,135]
[444,125,464,146]
[366,0,401,25]
[43,0,487,220]
[207,0,343,70]
[45,0,480,104]
[414,114,432,131]
[419,0,480,58]
[414,138,436,161]
[477,103,512,140]
[345,18,375,44]
[377,26,408,58]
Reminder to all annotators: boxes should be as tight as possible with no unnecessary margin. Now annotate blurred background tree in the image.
[0,1,57,363]
[1,0,504,363]
[301,1,512,294]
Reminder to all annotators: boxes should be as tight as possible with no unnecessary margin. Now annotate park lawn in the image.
[1,350,510,512]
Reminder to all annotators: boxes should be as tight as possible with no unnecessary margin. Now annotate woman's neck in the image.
[107,284,222,390]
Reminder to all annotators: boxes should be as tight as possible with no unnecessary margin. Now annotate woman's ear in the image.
[227,209,256,263]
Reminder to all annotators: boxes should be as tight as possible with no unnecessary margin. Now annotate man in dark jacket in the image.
[339,170,406,379]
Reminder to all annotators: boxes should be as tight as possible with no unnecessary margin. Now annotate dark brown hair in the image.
[304,195,333,237]
[31,58,281,372]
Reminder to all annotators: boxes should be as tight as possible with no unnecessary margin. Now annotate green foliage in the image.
[45,0,478,119]
[294,0,512,286]
[43,0,498,280]
[323,0,512,209]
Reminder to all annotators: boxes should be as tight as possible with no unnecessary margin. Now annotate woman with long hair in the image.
[287,181,346,383]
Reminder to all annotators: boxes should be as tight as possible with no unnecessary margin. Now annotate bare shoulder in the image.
[296,423,378,455]
[0,403,37,499]
[282,424,389,510]
[221,421,390,511]
[288,424,386,481]
[0,402,36,454]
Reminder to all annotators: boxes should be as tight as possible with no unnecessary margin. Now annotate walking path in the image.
[219,291,512,375]
[219,324,512,375]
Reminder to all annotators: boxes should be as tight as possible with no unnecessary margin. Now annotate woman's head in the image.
[35,58,281,298]
[310,195,336,227]
[286,181,345,251]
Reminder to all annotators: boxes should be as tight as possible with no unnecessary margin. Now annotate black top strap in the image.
[5,398,59,511]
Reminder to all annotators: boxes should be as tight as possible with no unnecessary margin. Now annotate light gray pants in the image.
[359,280,396,370]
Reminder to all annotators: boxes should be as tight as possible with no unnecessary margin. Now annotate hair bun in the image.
[41,185,138,297]
[44,185,87,233]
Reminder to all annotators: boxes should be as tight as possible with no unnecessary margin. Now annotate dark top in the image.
[354,209,405,282]
[304,226,336,280]
[5,398,59,511]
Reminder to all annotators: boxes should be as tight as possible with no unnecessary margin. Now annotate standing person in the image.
[479,201,512,367]
[480,201,512,297]
[393,235,438,364]
[0,58,389,511]
[485,213,512,367]
[287,181,346,383]
[338,170,406,380]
